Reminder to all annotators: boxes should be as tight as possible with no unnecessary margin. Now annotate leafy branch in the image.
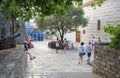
[104,21,120,49]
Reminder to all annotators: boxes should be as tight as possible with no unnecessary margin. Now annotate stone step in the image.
[27,72,101,78]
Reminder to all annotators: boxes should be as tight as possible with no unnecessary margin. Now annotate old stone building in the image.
[80,1,120,78]
[79,0,120,43]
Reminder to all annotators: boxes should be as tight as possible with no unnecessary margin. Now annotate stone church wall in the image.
[81,0,120,43]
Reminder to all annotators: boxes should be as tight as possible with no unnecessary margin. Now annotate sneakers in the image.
[32,57,36,60]
[30,57,36,60]
[56,51,58,53]
[87,59,90,64]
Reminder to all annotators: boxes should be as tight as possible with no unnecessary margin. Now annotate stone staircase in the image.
[27,72,101,78]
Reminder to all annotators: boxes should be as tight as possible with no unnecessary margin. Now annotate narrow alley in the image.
[26,40,101,78]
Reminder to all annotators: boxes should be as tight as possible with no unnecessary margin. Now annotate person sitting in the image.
[23,41,36,60]
[68,40,73,49]
[28,40,34,48]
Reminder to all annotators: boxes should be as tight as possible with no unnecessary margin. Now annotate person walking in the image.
[78,42,85,64]
[56,40,60,53]
[63,38,67,54]
[86,42,92,63]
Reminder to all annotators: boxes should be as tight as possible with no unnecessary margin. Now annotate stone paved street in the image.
[26,40,101,78]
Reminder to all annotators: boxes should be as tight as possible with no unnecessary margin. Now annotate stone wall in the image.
[15,19,28,44]
[0,45,27,78]
[93,45,120,78]
[0,9,27,44]
[0,13,12,39]
[82,0,120,43]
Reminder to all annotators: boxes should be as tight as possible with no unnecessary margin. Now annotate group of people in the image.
[55,37,96,64]
[78,37,96,64]
[55,38,67,54]
[56,38,73,54]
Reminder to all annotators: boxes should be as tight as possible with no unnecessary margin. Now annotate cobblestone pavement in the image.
[26,40,101,78]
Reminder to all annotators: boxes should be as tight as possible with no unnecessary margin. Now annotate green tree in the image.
[0,0,104,36]
[1,0,82,21]
[1,0,22,35]
[105,21,120,49]
[35,6,88,40]
[1,0,104,21]
[91,0,104,7]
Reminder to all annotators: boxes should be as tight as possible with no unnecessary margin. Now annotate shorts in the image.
[79,53,84,56]
[64,44,67,47]
[56,47,59,50]
[92,44,95,47]
[87,53,91,57]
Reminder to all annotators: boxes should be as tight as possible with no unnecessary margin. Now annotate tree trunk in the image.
[11,14,16,35]
[57,29,64,41]
[12,18,15,35]
[0,0,2,5]
[61,24,64,41]
[60,35,64,41]
[60,29,64,41]
[56,24,65,41]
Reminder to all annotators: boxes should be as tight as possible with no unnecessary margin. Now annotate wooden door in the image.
[76,31,80,42]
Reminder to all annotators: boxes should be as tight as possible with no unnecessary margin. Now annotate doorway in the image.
[76,31,81,42]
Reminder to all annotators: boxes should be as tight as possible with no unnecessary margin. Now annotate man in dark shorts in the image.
[86,42,92,63]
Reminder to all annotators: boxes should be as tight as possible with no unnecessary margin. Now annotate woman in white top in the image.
[78,42,85,64]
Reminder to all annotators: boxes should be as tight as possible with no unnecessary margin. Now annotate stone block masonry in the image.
[93,44,120,78]
[82,0,120,43]
[0,45,27,78]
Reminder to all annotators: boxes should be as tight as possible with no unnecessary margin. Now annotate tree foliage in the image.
[35,6,88,40]
[1,0,82,21]
[91,0,104,7]
[1,0,104,21]
[105,21,120,49]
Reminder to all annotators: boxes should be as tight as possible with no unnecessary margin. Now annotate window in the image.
[97,19,101,30]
